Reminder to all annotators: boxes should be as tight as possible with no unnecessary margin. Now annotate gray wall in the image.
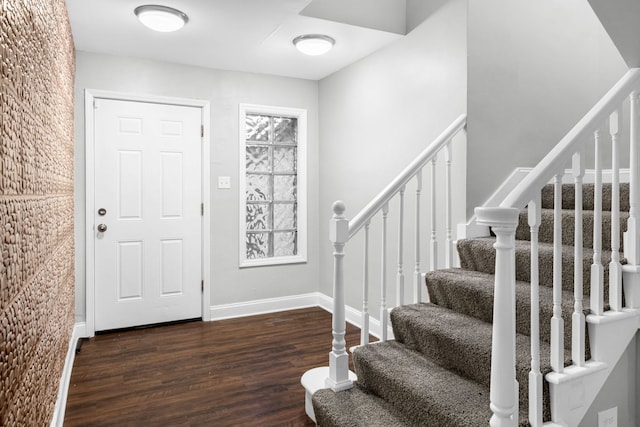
[317,0,467,309]
[579,334,638,427]
[74,51,320,322]
[466,0,627,217]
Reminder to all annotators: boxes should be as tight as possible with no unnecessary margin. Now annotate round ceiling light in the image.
[293,34,335,56]
[134,5,189,32]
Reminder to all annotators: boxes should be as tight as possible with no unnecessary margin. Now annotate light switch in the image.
[218,176,231,189]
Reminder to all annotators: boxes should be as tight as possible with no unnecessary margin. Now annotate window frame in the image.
[238,104,307,268]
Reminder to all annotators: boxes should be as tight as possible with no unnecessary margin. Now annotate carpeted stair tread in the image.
[352,340,504,427]
[541,182,629,212]
[458,237,619,294]
[425,268,590,353]
[515,208,628,250]
[390,303,564,419]
[313,384,419,427]
[311,182,628,427]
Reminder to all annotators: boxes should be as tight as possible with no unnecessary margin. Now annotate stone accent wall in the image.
[0,0,75,425]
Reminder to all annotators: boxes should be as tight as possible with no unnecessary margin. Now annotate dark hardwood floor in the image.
[64,307,365,426]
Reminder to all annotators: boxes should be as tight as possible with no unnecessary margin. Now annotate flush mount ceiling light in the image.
[293,34,335,56]
[134,5,189,32]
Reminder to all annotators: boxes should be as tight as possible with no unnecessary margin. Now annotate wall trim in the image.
[50,323,84,427]
[209,293,320,321]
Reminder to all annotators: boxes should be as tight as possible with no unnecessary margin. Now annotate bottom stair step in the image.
[312,384,417,427]
[353,340,527,426]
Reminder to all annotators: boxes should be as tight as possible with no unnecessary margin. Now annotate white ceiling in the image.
[66,0,407,81]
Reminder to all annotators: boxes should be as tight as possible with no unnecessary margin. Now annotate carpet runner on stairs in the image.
[312,183,628,426]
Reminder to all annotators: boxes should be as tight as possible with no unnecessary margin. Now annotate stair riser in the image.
[540,183,630,212]
[390,304,555,421]
[458,238,615,296]
[516,210,628,251]
[352,341,496,427]
[425,270,591,357]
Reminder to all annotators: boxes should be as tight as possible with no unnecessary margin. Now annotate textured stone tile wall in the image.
[0,0,75,425]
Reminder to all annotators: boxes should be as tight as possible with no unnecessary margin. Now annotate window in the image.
[239,104,307,267]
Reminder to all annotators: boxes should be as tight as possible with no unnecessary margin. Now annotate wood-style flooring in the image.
[64,307,365,426]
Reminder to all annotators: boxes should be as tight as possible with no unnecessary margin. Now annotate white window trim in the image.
[238,104,307,268]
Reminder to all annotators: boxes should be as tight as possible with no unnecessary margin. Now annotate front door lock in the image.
[98,208,107,216]
[97,224,108,233]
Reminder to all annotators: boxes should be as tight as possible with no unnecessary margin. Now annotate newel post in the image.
[326,201,354,392]
[476,206,520,427]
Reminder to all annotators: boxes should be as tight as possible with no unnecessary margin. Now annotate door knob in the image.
[97,224,108,232]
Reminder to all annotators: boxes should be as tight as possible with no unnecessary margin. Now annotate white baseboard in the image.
[209,293,320,321]
[209,292,392,340]
[316,293,392,340]
[50,322,84,427]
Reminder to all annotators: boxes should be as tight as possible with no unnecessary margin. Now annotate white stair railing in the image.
[477,68,640,426]
[323,114,466,392]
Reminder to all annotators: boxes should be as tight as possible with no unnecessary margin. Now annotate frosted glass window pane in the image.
[273,147,296,173]
[274,231,296,257]
[274,203,296,230]
[246,115,270,142]
[247,204,271,230]
[246,174,272,201]
[273,117,297,144]
[247,233,270,259]
[246,146,271,172]
[274,175,296,201]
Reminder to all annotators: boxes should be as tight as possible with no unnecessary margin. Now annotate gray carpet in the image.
[312,182,627,426]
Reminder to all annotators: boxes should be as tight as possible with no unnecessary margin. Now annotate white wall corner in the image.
[50,322,85,427]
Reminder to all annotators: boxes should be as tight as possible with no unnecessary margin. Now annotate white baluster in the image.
[475,207,519,427]
[430,156,438,271]
[380,203,389,341]
[397,187,406,306]
[572,151,586,367]
[528,196,543,427]
[414,170,423,303]
[361,222,371,346]
[591,130,605,315]
[445,142,453,268]
[625,91,640,266]
[327,201,353,392]
[623,90,640,309]
[551,174,564,373]
[609,111,623,311]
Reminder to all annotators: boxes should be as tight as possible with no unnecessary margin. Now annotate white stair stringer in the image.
[545,309,640,426]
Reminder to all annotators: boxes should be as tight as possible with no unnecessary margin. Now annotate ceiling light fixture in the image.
[134,5,189,33]
[293,34,335,56]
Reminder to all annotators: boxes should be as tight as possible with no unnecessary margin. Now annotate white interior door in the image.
[93,98,202,331]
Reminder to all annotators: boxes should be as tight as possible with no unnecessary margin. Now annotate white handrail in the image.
[348,114,467,238]
[501,69,640,210]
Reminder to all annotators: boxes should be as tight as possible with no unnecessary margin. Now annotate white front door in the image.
[93,98,202,331]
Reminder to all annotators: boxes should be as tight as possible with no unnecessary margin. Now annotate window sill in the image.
[239,255,307,268]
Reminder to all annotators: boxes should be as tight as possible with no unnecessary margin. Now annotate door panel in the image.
[94,99,202,331]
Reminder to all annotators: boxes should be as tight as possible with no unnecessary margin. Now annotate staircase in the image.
[303,69,640,427]
[312,182,628,426]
